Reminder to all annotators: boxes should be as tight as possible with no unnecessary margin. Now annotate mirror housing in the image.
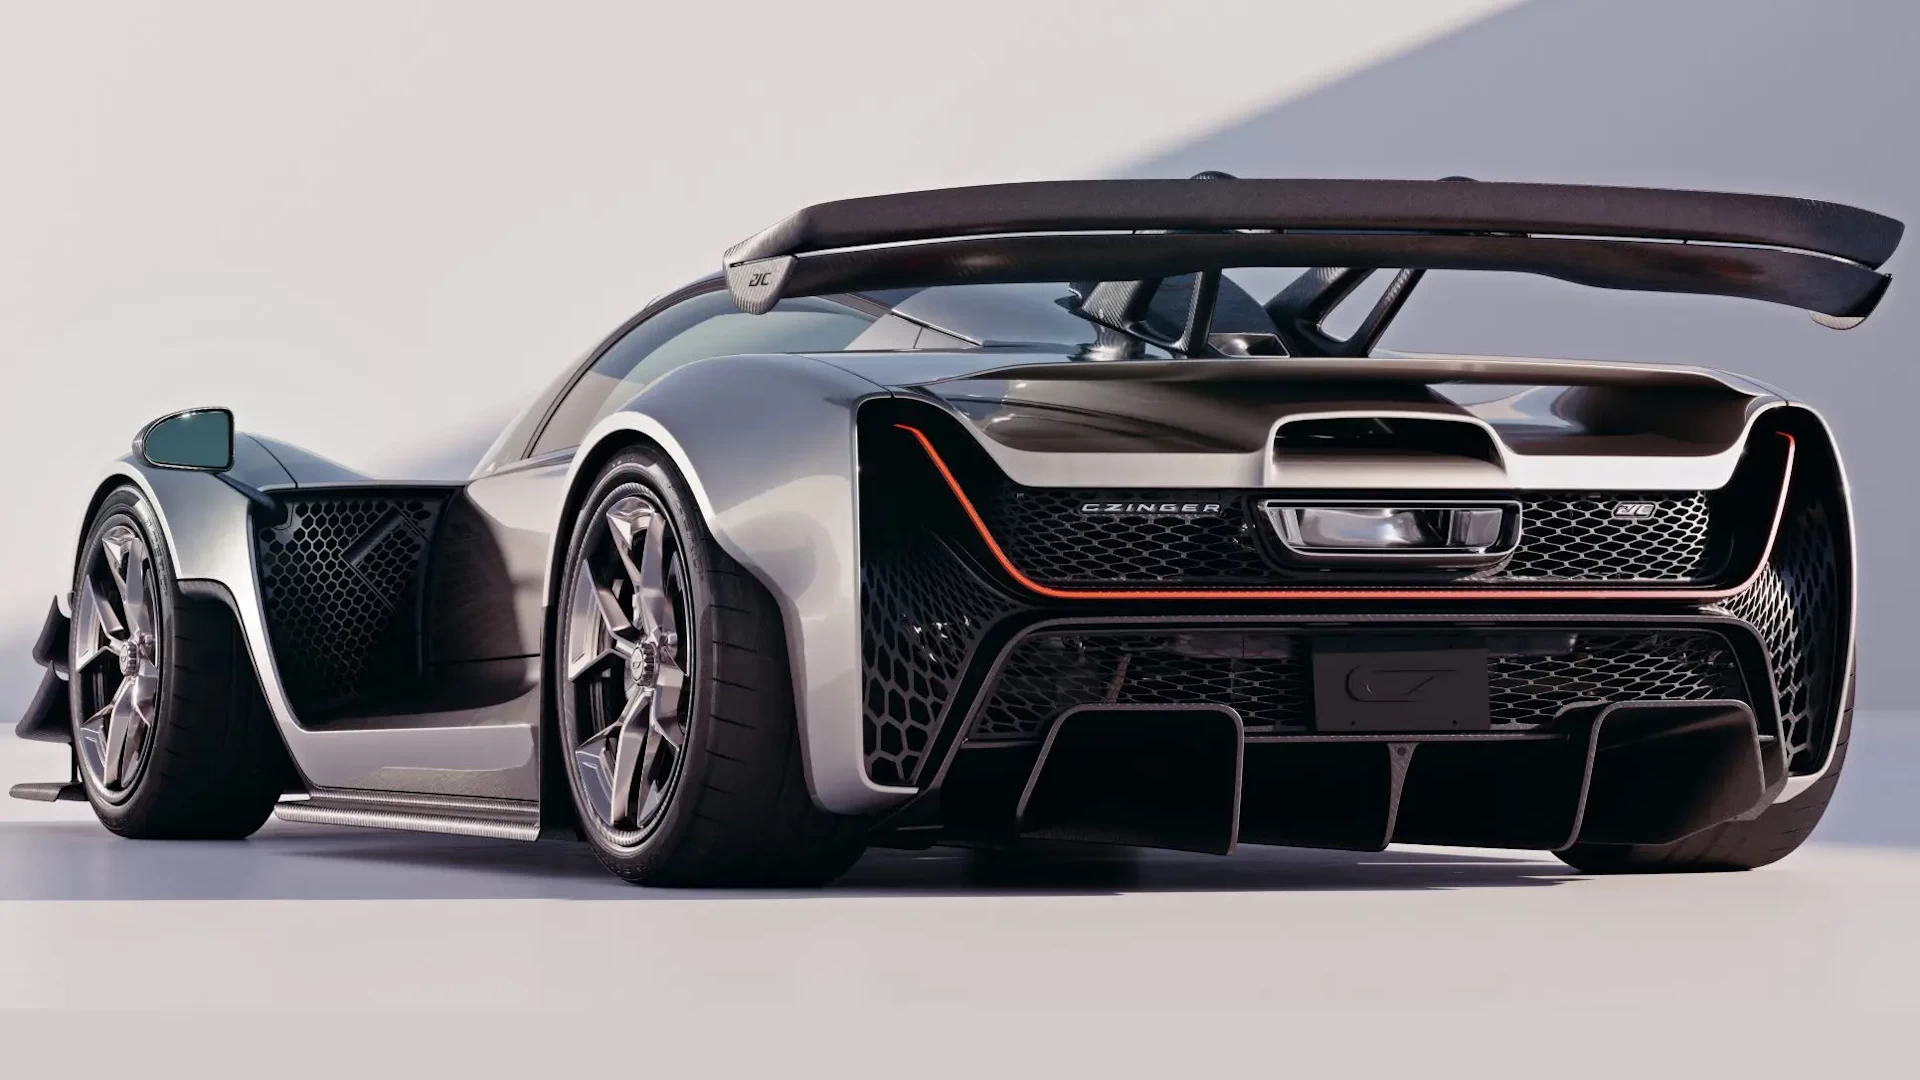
[135,408,235,472]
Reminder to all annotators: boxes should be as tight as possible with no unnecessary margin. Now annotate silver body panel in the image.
[50,344,1853,820]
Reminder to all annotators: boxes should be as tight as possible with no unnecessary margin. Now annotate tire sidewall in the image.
[71,485,182,825]
[552,448,720,875]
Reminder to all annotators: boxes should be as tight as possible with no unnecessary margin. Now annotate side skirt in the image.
[274,789,540,842]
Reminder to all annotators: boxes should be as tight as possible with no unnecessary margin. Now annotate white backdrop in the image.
[0,1,1517,720]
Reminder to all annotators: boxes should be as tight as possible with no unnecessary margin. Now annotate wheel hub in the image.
[119,631,154,676]
[628,638,658,688]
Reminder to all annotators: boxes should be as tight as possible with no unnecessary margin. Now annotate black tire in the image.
[1555,669,1855,874]
[553,446,867,886]
[71,486,290,838]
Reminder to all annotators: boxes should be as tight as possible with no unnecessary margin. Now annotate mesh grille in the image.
[1486,632,1744,726]
[1721,503,1840,768]
[972,631,1309,741]
[256,493,443,715]
[980,487,1716,586]
[989,489,1270,583]
[968,629,1746,743]
[861,536,1015,786]
[1495,493,1712,581]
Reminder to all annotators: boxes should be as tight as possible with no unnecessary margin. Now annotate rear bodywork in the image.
[818,351,1853,852]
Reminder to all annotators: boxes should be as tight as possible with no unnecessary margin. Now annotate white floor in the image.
[4,714,1918,1076]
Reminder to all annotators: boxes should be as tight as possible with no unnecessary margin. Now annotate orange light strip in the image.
[893,423,1795,604]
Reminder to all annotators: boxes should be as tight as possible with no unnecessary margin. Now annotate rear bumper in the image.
[876,612,1792,852]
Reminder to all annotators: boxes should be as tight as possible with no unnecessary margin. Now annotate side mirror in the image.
[135,408,235,472]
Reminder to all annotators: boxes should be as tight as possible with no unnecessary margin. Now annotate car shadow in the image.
[7,708,1915,899]
[0,818,1576,901]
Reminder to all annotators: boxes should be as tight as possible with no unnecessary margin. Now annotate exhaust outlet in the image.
[1014,704,1243,855]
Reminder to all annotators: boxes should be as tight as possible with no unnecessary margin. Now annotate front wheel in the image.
[552,446,867,886]
[70,485,289,838]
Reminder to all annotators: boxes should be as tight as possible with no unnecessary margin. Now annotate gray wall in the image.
[1129,0,1918,705]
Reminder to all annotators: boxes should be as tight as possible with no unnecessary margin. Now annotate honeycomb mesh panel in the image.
[988,489,1270,584]
[1721,503,1840,769]
[861,535,1016,786]
[968,629,1746,743]
[256,493,444,715]
[1494,493,1713,582]
[972,631,1308,741]
[976,487,1717,586]
[1486,631,1744,726]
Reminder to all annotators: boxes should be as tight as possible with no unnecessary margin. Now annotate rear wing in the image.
[721,179,1902,332]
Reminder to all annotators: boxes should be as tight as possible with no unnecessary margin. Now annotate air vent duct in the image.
[1274,417,1501,464]
[1269,415,1506,488]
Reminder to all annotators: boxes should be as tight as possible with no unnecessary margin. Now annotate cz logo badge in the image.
[1344,665,1453,703]
[1612,501,1658,520]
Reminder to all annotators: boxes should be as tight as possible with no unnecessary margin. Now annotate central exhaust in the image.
[1014,704,1244,855]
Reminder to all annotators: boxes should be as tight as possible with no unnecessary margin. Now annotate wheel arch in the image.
[1759,400,1857,804]
[172,578,304,787]
[544,354,911,816]
[43,470,295,779]
[23,467,194,749]
[536,424,807,830]
[533,428,670,834]
[68,467,170,603]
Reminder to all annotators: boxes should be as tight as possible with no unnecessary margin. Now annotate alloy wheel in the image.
[72,522,162,798]
[562,492,691,843]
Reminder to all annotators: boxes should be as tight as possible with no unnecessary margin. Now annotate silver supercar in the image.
[12,177,1903,884]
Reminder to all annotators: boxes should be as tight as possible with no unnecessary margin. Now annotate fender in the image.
[1771,400,1857,806]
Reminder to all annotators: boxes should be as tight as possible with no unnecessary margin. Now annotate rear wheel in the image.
[70,486,289,838]
[1556,671,1854,874]
[553,447,867,886]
